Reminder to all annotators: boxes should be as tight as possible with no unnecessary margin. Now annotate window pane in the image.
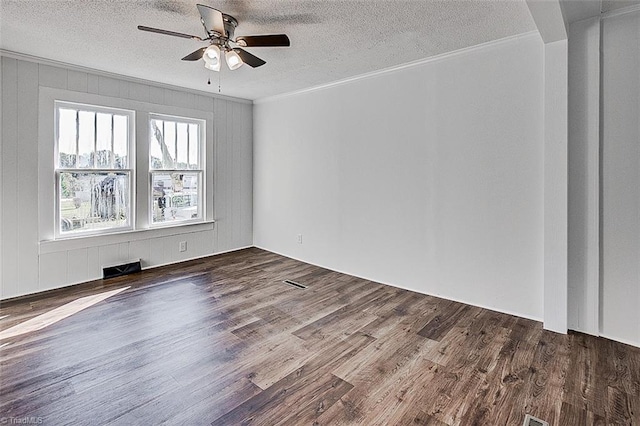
[164,121,176,169]
[96,113,113,168]
[78,111,95,168]
[113,115,128,169]
[151,172,201,224]
[150,119,177,169]
[150,119,163,170]
[58,108,77,168]
[59,171,130,234]
[176,123,188,167]
[149,115,204,227]
[188,123,199,169]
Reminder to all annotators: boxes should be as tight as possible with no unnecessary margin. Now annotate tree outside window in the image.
[55,102,133,237]
[149,115,204,225]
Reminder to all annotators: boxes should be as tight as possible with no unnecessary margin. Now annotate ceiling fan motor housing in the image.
[138,4,289,70]
[222,14,237,40]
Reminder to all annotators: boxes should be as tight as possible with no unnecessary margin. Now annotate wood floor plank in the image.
[605,337,640,397]
[467,318,543,425]
[347,357,441,425]
[607,385,638,425]
[266,373,354,426]
[210,332,376,425]
[420,306,485,366]
[562,333,609,417]
[110,376,262,425]
[417,300,471,341]
[331,330,437,385]
[1,247,640,425]
[402,410,451,426]
[559,401,607,426]
[521,330,572,425]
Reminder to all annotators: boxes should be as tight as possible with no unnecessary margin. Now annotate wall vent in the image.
[283,280,307,289]
[523,414,549,426]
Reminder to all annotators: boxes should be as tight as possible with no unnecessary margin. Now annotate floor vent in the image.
[283,280,307,289]
[523,414,549,426]
[103,260,142,279]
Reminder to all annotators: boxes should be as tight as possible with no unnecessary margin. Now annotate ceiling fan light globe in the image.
[203,58,220,72]
[203,45,220,60]
[203,45,221,71]
[225,50,244,70]
[203,55,219,66]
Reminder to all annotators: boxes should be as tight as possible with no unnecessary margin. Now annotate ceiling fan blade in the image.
[235,34,290,47]
[196,4,226,37]
[137,25,202,41]
[182,47,207,61]
[233,48,266,68]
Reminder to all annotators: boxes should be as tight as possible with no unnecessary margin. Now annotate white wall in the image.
[543,38,569,333]
[567,17,600,336]
[600,10,640,347]
[254,34,545,320]
[0,58,4,302]
[0,56,253,299]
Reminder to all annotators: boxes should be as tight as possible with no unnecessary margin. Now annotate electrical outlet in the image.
[297,234,303,244]
[179,241,187,252]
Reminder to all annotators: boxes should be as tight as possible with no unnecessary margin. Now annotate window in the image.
[44,88,213,245]
[149,114,204,225]
[55,102,134,237]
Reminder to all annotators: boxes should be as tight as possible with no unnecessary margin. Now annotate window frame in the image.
[54,101,136,239]
[40,87,215,247]
[148,113,206,228]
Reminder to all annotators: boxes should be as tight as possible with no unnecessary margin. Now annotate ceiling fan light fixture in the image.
[225,49,244,70]
[204,61,220,71]
[138,5,289,72]
[203,45,221,71]
[204,45,219,59]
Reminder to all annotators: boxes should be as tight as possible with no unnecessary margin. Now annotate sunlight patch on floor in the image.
[0,287,129,340]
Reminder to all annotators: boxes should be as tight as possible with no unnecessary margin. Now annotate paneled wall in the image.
[567,17,600,336]
[601,10,640,347]
[565,9,640,348]
[0,56,253,299]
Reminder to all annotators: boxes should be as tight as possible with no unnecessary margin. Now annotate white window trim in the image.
[148,112,206,228]
[39,220,216,255]
[54,101,136,239]
[38,87,214,249]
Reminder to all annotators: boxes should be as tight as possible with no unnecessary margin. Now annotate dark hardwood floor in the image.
[1,248,639,425]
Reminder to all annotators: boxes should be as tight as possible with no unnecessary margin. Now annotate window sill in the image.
[39,220,215,255]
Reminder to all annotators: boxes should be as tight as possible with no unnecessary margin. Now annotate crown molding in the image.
[254,31,540,104]
[601,3,640,19]
[0,49,253,105]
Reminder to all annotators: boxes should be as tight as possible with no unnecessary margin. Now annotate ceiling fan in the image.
[138,3,290,71]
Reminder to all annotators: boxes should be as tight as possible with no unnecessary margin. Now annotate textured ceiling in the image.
[0,1,536,101]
